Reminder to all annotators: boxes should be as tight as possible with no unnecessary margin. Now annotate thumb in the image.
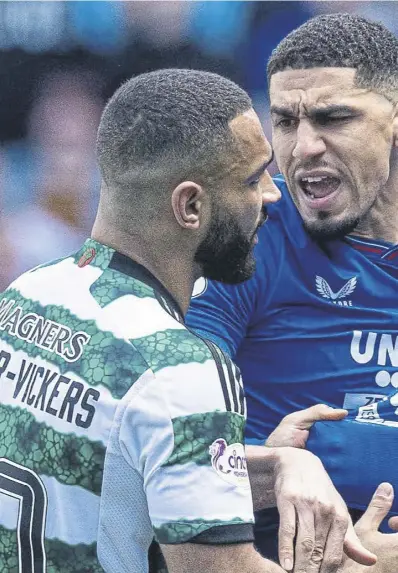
[344,521,377,566]
[356,483,394,532]
[283,404,348,429]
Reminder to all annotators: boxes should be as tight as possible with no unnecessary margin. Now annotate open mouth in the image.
[300,175,341,201]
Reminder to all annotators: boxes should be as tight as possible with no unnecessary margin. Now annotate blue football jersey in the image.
[308,391,398,517]
[187,175,398,510]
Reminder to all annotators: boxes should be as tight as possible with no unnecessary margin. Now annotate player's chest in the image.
[240,254,398,396]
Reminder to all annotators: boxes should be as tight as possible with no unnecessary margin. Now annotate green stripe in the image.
[0,526,170,573]
[164,411,245,467]
[2,290,211,401]
[133,329,211,373]
[1,289,148,400]
[154,517,250,544]
[90,271,155,306]
[0,404,105,494]
[0,525,18,572]
[0,526,104,573]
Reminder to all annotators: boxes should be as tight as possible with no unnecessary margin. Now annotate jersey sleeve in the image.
[119,349,255,545]
[186,280,256,358]
[186,251,275,359]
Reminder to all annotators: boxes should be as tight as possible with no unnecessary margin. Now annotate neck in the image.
[350,162,398,244]
[91,223,199,316]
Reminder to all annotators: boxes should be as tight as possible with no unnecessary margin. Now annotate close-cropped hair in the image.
[267,13,398,102]
[96,68,252,195]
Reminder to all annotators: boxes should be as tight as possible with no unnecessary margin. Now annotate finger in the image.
[283,405,348,429]
[292,506,315,573]
[355,482,394,532]
[278,500,296,571]
[318,513,347,573]
[343,522,377,566]
[387,516,398,531]
[304,507,333,573]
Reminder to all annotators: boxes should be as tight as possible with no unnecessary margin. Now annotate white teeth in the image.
[301,176,328,183]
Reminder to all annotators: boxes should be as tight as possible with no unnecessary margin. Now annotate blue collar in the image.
[346,235,398,266]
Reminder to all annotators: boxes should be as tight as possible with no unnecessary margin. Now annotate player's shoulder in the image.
[3,238,187,351]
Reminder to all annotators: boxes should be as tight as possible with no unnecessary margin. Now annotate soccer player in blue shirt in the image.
[187,13,398,568]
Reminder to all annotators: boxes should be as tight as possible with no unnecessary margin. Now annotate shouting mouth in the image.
[299,175,341,208]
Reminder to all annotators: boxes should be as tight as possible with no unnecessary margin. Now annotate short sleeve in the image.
[119,352,255,545]
[186,274,263,359]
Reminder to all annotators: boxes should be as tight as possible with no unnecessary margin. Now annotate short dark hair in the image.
[96,69,252,201]
[267,13,398,101]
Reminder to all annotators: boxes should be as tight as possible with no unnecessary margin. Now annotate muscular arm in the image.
[161,542,284,573]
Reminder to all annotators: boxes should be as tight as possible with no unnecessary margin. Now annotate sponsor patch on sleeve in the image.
[209,438,250,489]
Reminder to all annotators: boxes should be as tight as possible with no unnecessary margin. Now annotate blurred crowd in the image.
[0,1,396,290]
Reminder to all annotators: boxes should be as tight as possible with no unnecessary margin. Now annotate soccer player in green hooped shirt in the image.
[0,68,378,573]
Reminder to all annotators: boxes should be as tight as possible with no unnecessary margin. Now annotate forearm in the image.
[245,444,281,511]
[162,542,286,573]
[246,444,327,511]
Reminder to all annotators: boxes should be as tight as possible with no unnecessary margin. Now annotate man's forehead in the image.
[269,67,365,107]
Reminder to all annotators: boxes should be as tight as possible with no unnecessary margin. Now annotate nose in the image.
[293,120,326,161]
[262,178,281,205]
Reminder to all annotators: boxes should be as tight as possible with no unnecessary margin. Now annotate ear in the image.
[392,103,398,148]
[171,181,205,230]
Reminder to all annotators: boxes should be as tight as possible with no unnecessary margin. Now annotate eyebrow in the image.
[244,151,274,184]
[270,104,356,118]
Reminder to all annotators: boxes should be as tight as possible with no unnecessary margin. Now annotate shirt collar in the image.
[346,235,398,265]
[79,239,185,323]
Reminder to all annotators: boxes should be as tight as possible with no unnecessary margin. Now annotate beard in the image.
[194,208,266,284]
[304,213,360,242]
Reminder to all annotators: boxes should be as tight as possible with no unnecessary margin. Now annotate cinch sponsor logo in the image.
[0,298,90,363]
[316,275,357,306]
[351,330,398,388]
[209,438,250,489]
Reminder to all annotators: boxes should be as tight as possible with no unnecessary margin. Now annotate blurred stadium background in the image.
[0,0,395,289]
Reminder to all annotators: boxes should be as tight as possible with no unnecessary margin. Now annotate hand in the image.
[266,404,348,449]
[274,447,377,573]
[340,483,398,573]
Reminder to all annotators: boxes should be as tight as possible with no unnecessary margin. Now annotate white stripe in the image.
[100,295,185,339]
[0,475,100,545]
[147,360,232,419]
[11,258,185,340]
[11,258,103,314]
[0,487,22,568]
[0,340,118,446]
[224,353,244,416]
[232,361,246,417]
[348,236,389,251]
[381,248,398,260]
[147,461,254,527]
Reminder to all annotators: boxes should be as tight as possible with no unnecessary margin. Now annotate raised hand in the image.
[266,404,348,449]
